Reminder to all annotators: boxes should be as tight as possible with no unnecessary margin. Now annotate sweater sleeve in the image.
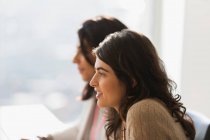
[126,99,187,140]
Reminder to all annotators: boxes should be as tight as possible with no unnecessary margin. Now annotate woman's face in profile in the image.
[72,46,95,82]
[90,58,126,110]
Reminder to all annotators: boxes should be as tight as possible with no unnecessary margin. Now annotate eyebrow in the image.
[96,67,109,72]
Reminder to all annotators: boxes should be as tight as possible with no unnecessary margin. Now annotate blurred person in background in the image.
[37,16,127,140]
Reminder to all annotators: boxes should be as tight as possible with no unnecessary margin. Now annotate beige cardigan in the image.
[124,98,188,140]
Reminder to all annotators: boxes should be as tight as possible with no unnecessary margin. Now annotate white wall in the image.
[159,0,185,90]
[181,0,210,117]
[155,0,210,118]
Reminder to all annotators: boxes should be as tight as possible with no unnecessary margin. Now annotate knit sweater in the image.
[125,98,188,140]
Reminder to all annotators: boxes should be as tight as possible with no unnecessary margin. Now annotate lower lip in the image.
[96,92,102,99]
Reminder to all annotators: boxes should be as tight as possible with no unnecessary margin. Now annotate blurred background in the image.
[0,0,209,125]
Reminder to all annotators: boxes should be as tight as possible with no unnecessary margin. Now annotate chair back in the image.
[187,110,210,140]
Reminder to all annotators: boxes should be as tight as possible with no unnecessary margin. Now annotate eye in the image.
[97,71,106,77]
[77,48,82,53]
[98,71,105,76]
[75,49,84,58]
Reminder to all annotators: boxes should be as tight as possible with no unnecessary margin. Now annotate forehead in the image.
[95,58,113,71]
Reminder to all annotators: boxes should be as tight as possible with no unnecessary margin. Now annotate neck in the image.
[122,121,126,129]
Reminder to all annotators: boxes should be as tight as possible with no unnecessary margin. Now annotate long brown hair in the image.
[77,16,127,100]
[95,29,195,139]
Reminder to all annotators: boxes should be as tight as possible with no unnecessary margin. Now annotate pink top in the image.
[90,105,105,140]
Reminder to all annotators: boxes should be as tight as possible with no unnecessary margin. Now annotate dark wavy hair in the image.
[77,16,128,100]
[94,30,195,139]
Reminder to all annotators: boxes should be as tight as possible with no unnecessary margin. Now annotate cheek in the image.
[101,80,116,93]
[101,80,125,106]
[80,57,88,65]
[79,58,94,81]
[83,66,94,80]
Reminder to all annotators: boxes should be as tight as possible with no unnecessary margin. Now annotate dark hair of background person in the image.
[77,16,128,100]
[94,29,195,140]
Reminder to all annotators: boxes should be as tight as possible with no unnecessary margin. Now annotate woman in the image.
[39,16,127,140]
[90,29,195,140]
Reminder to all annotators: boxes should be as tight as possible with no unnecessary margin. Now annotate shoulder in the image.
[125,99,188,139]
[130,98,161,107]
[128,98,167,115]
[126,98,172,125]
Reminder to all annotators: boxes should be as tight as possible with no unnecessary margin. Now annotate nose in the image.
[89,73,97,87]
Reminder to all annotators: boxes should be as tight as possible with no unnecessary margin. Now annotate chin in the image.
[97,101,106,108]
